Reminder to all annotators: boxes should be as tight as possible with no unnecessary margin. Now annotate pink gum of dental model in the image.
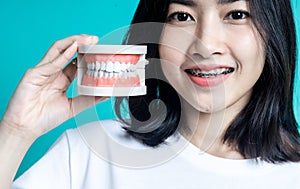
[84,54,140,63]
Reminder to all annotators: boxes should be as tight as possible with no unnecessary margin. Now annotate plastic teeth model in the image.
[77,45,148,96]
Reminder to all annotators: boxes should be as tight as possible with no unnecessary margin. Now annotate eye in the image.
[167,12,195,22]
[226,10,250,20]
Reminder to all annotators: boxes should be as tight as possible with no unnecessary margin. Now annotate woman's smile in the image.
[184,64,235,87]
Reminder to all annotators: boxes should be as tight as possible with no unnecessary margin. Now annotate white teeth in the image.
[126,63,131,70]
[122,72,128,79]
[106,61,114,72]
[93,71,98,78]
[129,71,136,78]
[87,70,93,76]
[118,72,124,78]
[87,64,91,70]
[215,69,222,75]
[218,68,227,74]
[86,61,139,78]
[96,61,101,71]
[100,62,106,71]
[121,62,127,72]
[129,64,136,72]
[188,68,233,77]
[196,68,231,75]
[98,70,104,77]
[114,61,121,72]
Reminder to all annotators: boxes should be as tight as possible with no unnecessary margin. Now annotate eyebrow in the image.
[218,0,248,4]
[170,0,247,6]
[170,0,197,7]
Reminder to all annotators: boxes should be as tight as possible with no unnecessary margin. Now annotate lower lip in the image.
[187,72,232,87]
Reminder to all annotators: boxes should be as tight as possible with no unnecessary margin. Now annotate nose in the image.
[188,18,227,59]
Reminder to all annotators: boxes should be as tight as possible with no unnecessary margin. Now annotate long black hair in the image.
[115,0,300,162]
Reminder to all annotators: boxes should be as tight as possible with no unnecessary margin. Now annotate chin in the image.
[180,95,228,114]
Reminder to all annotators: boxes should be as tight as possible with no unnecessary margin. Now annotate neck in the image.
[179,98,247,160]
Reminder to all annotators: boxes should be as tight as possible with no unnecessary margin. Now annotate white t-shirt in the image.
[12,120,300,189]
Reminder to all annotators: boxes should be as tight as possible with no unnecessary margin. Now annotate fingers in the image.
[50,41,78,69]
[62,58,77,83]
[38,34,99,66]
[31,41,77,78]
[70,96,110,117]
[30,34,98,86]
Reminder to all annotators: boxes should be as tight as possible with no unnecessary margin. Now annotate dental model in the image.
[77,45,147,96]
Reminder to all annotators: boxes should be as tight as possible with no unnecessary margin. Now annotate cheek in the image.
[223,28,266,107]
[159,45,183,67]
[227,27,265,74]
[159,25,195,64]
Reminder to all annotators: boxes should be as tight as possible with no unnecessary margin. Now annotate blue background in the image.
[0,0,299,179]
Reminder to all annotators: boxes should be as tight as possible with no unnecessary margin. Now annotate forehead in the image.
[170,0,248,6]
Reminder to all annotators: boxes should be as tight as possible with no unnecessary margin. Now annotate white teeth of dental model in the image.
[87,61,137,74]
[128,71,135,78]
[120,62,128,72]
[98,70,104,77]
[93,70,98,77]
[87,70,92,76]
[113,72,119,78]
[106,61,114,73]
[128,63,136,72]
[114,61,121,72]
[96,61,101,71]
[100,62,106,71]
[87,64,91,70]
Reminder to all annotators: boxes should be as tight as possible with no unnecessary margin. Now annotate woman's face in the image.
[159,0,265,113]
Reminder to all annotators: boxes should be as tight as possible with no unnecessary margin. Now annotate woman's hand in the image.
[0,34,109,188]
[1,35,107,141]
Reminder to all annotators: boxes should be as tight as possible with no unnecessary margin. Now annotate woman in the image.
[1,0,299,188]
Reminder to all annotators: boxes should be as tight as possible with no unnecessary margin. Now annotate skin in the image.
[0,35,108,189]
[159,0,265,157]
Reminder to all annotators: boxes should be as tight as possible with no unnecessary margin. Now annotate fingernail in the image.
[64,41,77,58]
[84,35,93,40]
[84,35,97,40]
[92,36,99,42]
